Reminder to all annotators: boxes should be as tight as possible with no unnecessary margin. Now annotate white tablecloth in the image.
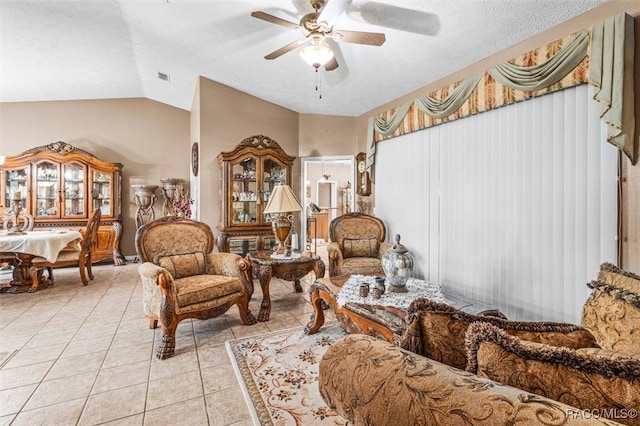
[336,274,446,309]
[0,230,83,262]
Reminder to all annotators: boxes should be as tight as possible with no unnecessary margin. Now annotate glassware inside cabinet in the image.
[264,159,286,184]
[92,171,112,216]
[63,163,85,217]
[35,161,59,217]
[231,158,257,225]
[4,167,28,208]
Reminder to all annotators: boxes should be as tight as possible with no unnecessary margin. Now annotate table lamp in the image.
[263,184,302,254]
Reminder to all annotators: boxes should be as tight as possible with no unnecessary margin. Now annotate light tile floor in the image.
[0,248,332,425]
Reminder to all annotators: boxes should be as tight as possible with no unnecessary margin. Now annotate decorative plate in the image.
[191,142,199,176]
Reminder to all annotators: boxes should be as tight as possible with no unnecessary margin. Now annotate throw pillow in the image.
[342,237,379,259]
[400,299,597,371]
[466,322,640,424]
[597,262,640,293]
[582,263,640,354]
[155,252,207,279]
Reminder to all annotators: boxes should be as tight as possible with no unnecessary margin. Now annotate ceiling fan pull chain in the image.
[316,69,322,100]
[315,69,319,99]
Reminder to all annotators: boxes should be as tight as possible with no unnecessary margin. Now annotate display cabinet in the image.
[2,141,125,264]
[217,135,296,256]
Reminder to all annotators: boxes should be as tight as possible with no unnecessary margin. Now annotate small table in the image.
[0,230,83,293]
[305,275,505,344]
[246,251,325,322]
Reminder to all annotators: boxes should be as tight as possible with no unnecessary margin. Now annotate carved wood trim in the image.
[217,135,296,164]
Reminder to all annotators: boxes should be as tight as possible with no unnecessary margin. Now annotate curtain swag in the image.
[415,73,483,119]
[367,12,636,170]
[487,29,588,92]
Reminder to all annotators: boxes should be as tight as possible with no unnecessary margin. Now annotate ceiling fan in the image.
[251,0,386,71]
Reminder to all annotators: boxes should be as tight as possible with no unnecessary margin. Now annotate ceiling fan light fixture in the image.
[299,41,334,69]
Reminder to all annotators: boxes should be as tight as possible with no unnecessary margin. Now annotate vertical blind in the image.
[375,85,618,323]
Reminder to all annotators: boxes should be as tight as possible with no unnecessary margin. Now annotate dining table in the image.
[0,229,83,293]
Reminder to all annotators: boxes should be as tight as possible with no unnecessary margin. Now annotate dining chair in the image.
[30,209,101,286]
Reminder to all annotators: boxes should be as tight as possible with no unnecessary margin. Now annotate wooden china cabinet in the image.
[216,135,296,256]
[1,141,125,264]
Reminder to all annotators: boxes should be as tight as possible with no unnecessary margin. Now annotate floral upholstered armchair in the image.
[327,213,391,277]
[136,216,256,359]
[320,263,640,425]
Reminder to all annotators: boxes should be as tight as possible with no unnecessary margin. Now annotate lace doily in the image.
[269,252,301,259]
[336,274,446,309]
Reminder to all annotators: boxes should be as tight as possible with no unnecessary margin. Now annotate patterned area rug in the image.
[226,324,349,425]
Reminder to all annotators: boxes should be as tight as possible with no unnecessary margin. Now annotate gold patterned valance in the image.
[368,13,636,167]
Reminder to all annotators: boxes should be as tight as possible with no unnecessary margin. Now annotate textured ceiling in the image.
[0,0,607,116]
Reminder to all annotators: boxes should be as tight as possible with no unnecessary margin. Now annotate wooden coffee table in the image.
[305,275,505,344]
[246,251,325,322]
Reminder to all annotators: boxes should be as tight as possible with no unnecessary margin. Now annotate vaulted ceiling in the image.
[1,0,607,116]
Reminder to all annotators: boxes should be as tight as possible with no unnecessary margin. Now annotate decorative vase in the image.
[381,234,414,293]
[132,184,158,228]
[160,178,184,216]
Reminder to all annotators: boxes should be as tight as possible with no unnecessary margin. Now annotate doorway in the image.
[301,156,354,253]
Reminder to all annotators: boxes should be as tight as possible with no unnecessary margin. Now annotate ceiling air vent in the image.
[157,72,170,82]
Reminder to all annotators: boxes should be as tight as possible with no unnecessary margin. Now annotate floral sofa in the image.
[319,263,640,425]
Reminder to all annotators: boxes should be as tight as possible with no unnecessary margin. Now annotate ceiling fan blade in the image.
[318,0,352,28]
[324,40,349,82]
[251,11,300,31]
[264,39,308,60]
[332,30,385,46]
[324,56,339,71]
[349,3,441,36]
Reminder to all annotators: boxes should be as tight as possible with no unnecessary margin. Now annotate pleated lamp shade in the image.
[263,184,302,214]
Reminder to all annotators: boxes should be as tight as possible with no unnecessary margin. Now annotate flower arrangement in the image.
[172,196,193,218]
[170,184,193,218]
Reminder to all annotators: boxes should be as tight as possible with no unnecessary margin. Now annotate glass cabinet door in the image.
[231,157,258,225]
[262,158,288,225]
[91,170,112,217]
[62,163,86,218]
[35,161,60,218]
[4,167,29,209]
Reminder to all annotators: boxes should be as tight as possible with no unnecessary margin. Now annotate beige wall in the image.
[0,98,190,256]
[194,77,300,236]
[298,114,359,158]
[0,89,353,259]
